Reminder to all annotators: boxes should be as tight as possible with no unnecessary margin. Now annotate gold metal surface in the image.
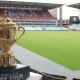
[0,10,25,67]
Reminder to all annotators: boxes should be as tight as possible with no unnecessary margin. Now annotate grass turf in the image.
[16,31,80,70]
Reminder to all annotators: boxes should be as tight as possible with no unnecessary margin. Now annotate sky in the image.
[2,0,80,19]
[2,0,80,4]
[57,5,80,19]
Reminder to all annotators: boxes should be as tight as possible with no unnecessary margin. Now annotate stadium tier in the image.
[22,25,68,31]
[0,1,62,27]
[8,9,56,21]
[0,1,69,31]
[0,9,57,22]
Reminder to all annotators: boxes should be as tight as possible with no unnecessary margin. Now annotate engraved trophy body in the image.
[0,11,30,80]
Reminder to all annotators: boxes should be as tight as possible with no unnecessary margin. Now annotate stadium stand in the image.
[0,9,57,22]
[76,24,80,31]
[0,8,68,31]
[67,3,80,31]
[68,24,77,30]
[0,8,65,31]
[0,1,65,31]
[68,24,80,31]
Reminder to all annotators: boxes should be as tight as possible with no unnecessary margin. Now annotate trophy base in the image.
[0,64,30,80]
[0,52,16,67]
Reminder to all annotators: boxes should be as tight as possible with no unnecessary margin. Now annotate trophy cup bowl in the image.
[0,11,30,80]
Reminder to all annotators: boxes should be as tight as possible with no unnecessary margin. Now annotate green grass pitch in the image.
[16,31,80,70]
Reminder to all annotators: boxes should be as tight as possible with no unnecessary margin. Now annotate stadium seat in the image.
[73,78,80,80]
[42,73,66,80]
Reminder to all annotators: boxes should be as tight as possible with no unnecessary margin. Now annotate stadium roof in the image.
[68,3,80,9]
[0,1,63,10]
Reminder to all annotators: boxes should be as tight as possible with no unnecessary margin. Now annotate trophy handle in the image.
[15,27,25,41]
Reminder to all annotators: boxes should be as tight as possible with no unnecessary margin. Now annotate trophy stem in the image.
[0,40,16,67]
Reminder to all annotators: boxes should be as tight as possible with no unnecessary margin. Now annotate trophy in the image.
[0,11,30,80]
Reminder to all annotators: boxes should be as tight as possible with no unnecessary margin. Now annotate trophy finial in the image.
[4,10,8,18]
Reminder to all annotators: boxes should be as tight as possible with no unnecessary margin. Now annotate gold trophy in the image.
[0,10,25,68]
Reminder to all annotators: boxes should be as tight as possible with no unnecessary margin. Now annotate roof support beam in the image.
[59,6,62,27]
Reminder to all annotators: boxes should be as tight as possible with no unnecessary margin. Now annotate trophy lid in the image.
[4,10,8,18]
[1,10,16,26]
